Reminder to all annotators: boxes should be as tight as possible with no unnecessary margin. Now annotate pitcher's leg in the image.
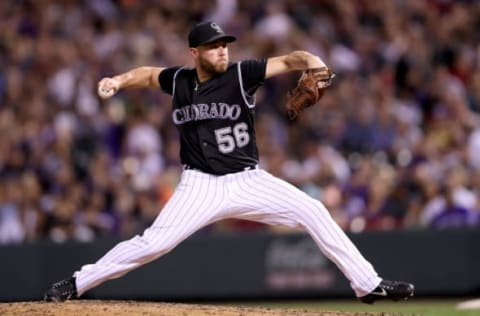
[74,171,226,296]
[231,170,381,297]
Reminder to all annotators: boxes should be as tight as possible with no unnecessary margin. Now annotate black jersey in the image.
[159,59,267,175]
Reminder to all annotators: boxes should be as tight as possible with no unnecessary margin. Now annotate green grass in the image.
[231,299,480,316]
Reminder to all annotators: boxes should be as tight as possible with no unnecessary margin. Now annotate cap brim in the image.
[195,35,236,47]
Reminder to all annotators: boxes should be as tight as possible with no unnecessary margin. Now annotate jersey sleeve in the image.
[240,59,267,95]
[158,66,182,95]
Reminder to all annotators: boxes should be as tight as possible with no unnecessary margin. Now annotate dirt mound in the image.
[0,300,404,316]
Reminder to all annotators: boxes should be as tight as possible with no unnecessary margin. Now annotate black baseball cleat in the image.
[360,279,414,304]
[44,277,78,302]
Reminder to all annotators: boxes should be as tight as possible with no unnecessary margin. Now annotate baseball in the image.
[97,78,120,99]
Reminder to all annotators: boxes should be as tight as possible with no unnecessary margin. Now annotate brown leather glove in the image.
[286,67,335,119]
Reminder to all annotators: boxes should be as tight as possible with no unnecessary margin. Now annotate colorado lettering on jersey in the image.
[172,102,241,125]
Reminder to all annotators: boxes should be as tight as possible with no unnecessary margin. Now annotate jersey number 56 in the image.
[214,122,250,154]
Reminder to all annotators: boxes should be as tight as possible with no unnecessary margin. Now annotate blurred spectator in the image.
[430,186,476,229]
[1,0,480,244]
[420,166,477,227]
[0,178,25,244]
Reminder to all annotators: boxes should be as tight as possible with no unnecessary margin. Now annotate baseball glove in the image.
[286,67,335,119]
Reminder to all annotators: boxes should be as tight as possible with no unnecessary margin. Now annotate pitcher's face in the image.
[192,40,229,74]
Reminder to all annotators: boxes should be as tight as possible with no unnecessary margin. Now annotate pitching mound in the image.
[0,300,404,316]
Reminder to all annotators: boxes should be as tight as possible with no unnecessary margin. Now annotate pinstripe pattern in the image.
[74,169,380,297]
[230,170,381,296]
[75,171,228,295]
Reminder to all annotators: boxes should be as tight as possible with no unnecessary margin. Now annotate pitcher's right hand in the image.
[97,77,120,99]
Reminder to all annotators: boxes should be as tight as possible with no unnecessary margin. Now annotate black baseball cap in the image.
[188,21,236,48]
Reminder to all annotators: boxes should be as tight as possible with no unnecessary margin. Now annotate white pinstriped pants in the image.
[74,168,381,297]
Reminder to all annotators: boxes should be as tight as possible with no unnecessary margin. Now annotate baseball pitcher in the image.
[44,21,414,304]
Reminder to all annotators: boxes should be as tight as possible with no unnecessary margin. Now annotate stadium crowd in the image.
[1,0,480,244]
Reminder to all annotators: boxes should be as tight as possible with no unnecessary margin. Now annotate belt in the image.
[183,164,258,173]
[183,164,201,171]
